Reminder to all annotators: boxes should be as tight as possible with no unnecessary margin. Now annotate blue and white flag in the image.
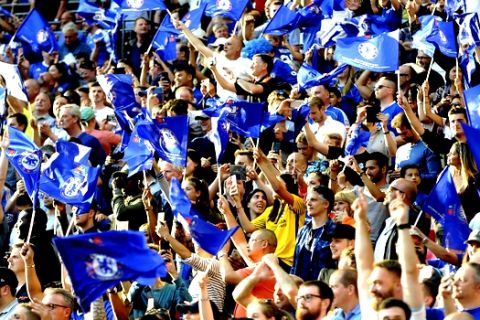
[111,0,166,12]
[12,8,58,54]
[53,231,167,312]
[39,153,100,207]
[334,31,399,72]
[422,167,470,250]
[152,15,179,62]
[297,63,348,90]
[96,74,141,131]
[5,127,41,198]
[263,5,300,36]
[205,0,249,21]
[426,19,457,58]
[209,110,229,162]
[136,116,189,167]
[0,61,29,102]
[0,88,6,135]
[457,12,480,47]
[124,127,154,177]
[55,140,91,165]
[77,0,118,29]
[170,178,239,255]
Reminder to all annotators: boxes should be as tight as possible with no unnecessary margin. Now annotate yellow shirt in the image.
[252,195,306,266]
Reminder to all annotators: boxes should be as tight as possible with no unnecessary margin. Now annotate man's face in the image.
[378,307,407,320]
[311,85,330,105]
[329,272,350,309]
[174,70,191,87]
[286,153,306,176]
[89,86,106,105]
[416,52,431,69]
[384,181,406,206]
[399,66,411,86]
[274,284,291,310]
[58,108,77,131]
[296,285,325,320]
[306,189,328,217]
[365,160,384,183]
[449,113,467,137]
[134,18,149,35]
[63,30,77,45]
[246,230,267,261]
[453,265,480,303]
[296,142,313,160]
[368,267,399,309]
[374,79,394,101]
[396,126,415,143]
[34,93,51,114]
[330,238,353,260]
[251,56,266,77]
[7,247,24,274]
[41,293,72,320]
[235,154,253,172]
[309,105,324,123]
[160,163,182,182]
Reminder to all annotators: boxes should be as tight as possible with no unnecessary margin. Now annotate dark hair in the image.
[50,62,70,83]
[311,185,335,212]
[8,113,28,130]
[329,87,341,98]
[254,54,274,73]
[174,62,195,77]
[447,106,468,124]
[63,89,81,105]
[366,152,389,169]
[378,298,411,319]
[163,99,188,115]
[301,280,334,311]
[246,188,268,205]
[400,164,420,178]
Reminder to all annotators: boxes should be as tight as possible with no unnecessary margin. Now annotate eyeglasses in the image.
[374,85,392,91]
[44,303,70,311]
[388,186,405,194]
[296,294,322,303]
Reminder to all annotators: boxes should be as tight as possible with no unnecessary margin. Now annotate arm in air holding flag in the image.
[20,243,44,302]
[174,20,213,59]
[0,131,9,223]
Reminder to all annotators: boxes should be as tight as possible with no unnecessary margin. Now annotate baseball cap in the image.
[329,224,355,240]
[194,111,210,120]
[466,229,480,245]
[0,267,18,292]
[80,106,96,122]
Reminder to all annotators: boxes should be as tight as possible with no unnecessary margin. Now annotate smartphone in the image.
[272,142,281,154]
[230,165,246,181]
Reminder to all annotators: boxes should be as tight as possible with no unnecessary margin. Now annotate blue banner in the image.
[12,8,58,54]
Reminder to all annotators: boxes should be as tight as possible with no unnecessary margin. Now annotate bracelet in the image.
[330,177,337,181]
[26,264,35,268]
[383,131,390,134]
[422,237,429,245]
[200,298,209,302]
[397,223,410,230]
[217,253,228,259]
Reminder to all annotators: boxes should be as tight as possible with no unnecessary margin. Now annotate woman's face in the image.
[447,146,460,166]
[183,181,200,203]
[333,200,351,214]
[247,191,267,215]
[404,168,421,186]
[246,302,274,320]
[184,156,198,177]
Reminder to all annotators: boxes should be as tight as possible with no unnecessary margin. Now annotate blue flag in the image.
[334,31,399,72]
[462,124,480,171]
[0,6,12,17]
[297,63,348,90]
[39,153,100,206]
[422,167,470,250]
[209,110,230,162]
[206,0,249,21]
[53,231,167,311]
[136,116,188,167]
[0,88,6,135]
[412,16,436,57]
[261,112,285,131]
[55,140,91,165]
[5,127,41,198]
[460,45,478,88]
[263,5,300,36]
[152,15,179,62]
[457,12,480,47]
[345,124,370,156]
[12,8,58,54]
[77,0,118,29]
[426,19,457,58]
[170,178,239,255]
[181,1,207,32]
[111,0,166,12]
[124,127,154,177]
[464,84,480,128]
[97,74,141,131]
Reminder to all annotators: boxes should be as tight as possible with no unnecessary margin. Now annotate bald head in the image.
[25,79,40,102]
[224,36,243,60]
[254,229,277,251]
[385,178,417,206]
[444,312,474,320]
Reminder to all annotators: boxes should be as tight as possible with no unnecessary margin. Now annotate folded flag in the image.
[0,61,29,102]
[297,63,348,90]
[464,84,480,129]
[77,0,118,29]
[169,178,239,255]
[205,0,249,21]
[53,231,167,311]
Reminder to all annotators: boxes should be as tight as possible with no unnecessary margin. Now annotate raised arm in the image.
[398,93,425,136]
[232,261,273,308]
[304,121,329,156]
[262,254,298,307]
[20,243,44,302]
[175,21,214,59]
[156,222,192,260]
[208,63,237,93]
[390,199,425,311]
[352,193,374,314]
[254,147,294,206]
[348,156,385,202]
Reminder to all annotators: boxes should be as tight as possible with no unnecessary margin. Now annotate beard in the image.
[296,307,320,320]
[371,288,395,310]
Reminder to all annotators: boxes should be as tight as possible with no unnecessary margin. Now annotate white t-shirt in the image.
[309,116,347,146]
[214,52,251,99]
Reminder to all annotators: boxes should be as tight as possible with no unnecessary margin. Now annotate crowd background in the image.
[0,0,479,319]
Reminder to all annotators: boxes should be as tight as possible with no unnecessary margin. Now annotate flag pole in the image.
[423,58,434,103]
[143,170,151,208]
[249,137,259,171]
[25,189,39,244]
[65,216,76,236]
[412,209,423,228]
